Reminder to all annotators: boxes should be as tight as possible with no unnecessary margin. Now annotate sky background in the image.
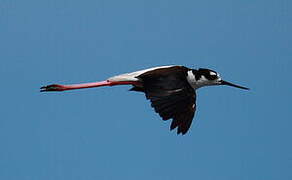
[1,0,291,180]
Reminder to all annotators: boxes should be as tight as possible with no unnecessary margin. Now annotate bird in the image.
[41,65,249,135]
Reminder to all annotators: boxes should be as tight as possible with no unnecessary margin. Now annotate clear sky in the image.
[1,0,291,179]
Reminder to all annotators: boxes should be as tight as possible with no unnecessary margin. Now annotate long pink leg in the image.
[40,80,140,92]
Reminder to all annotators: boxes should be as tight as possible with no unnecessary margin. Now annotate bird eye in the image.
[209,75,218,80]
[208,71,218,80]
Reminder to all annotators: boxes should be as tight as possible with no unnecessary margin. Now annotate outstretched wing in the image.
[136,66,196,135]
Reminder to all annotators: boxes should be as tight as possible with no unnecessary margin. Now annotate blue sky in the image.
[1,0,291,179]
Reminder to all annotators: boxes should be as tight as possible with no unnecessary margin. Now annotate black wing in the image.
[135,66,196,135]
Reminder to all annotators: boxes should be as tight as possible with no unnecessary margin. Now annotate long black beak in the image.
[220,80,249,90]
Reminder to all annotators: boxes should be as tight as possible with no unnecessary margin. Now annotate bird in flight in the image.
[41,65,249,135]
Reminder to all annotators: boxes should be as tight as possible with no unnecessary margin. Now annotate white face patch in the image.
[197,75,208,83]
[216,73,221,81]
[210,71,217,76]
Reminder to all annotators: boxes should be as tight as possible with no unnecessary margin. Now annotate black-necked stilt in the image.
[41,65,249,135]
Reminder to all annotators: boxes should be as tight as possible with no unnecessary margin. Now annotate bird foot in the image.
[40,84,65,92]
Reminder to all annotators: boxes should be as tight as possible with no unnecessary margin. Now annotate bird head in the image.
[193,68,249,90]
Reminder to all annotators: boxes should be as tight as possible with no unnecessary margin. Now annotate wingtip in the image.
[177,130,188,135]
[174,127,188,135]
